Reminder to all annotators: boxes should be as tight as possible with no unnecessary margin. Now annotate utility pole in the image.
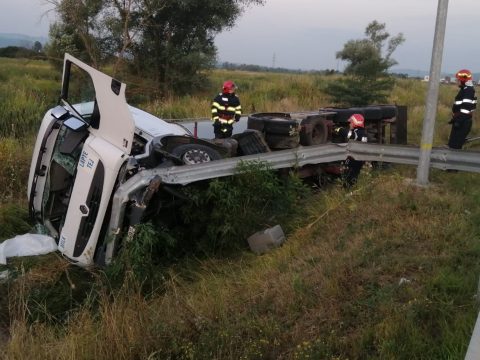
[272,52,276,68]
[416,0,449,186]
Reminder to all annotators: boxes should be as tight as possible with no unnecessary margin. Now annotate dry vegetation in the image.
[0,58,479,359]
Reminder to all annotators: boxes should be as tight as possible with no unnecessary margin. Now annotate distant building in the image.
[422,75,429,82]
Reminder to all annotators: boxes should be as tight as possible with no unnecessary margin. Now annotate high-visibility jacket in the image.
[335,127,368,143]
[452,84,477,120]
[211,92,242,125]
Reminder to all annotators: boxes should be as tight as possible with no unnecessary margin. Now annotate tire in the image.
[264,133,300,149]
[171,144,222,165]
[322,108,365,123]
[232,130,271,155]
[247,116,265,131]
[362,106,382,120]
[247,112,291,132]
[263,117,299,136]
[300,117,328,145]
[379,105,398,119]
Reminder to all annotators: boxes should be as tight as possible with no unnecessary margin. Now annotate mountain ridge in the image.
[0,33,48,49]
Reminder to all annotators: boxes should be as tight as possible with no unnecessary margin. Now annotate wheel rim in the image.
[182,149,211,164]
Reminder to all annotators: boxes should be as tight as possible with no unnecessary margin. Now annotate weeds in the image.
[0,58,58,138]
[1,59,480,359]
[107,161,309,288]
[177,161,310,253]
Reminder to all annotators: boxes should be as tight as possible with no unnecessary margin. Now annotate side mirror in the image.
[64,116,88,132]
[50,105,69,120]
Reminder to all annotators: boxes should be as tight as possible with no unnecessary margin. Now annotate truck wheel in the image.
[362,106,382,120]
[247,116,265,131]
[171,144,222,165]
[247,112,292,133]
[322,108,365,123]
[300,117,328,145]
[264,117,299,136]
[379,105,398,119]
[264,133,300,149]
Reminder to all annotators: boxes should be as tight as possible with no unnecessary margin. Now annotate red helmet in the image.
[222,80,236,93]
[455,69,472,82]
[348,113,365,128]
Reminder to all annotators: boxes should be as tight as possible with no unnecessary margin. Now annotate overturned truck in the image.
[28,54,407,267]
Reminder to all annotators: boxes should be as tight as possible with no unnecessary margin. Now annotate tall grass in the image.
[139,71,332,119]
[1,58,480,359]
[0,58,58,138]
[3,169,480,359]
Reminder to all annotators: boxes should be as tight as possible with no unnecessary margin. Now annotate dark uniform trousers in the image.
[448,84,476,149]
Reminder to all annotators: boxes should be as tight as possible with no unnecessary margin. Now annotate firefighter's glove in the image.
[448,118,454,125]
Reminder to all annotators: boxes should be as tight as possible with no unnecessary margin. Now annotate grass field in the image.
[0,58,479,359]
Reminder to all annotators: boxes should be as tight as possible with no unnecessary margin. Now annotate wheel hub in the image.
[183,149,211,164]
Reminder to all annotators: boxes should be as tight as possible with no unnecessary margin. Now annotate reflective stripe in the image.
[455,100,463,105]
[212,109,217,113]
[226,106,237,112]
[217,118,235,124]
[212,116,219,122]
[235,111,242,115]
[460,109,472,114]
[212,102,225,110]
[221,97,229,101]
[462,99,476,103]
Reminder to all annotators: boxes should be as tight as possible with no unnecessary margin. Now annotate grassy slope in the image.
[1,59,480,359]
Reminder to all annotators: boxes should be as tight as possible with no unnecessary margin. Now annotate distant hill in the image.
[0,33,47,49]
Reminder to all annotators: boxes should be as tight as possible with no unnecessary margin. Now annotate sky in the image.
[1,0,479,75]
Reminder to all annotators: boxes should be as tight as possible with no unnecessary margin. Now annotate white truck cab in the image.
[28,54,195,266]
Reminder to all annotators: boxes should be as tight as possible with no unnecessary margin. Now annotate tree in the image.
[46,0,265,94]
[45,0,106,68]
[32,41,43,53]
[325,20,405,106]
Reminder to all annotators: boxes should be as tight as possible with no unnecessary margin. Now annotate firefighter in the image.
[334,113,368,187]
[211,80,242,138]
[448,69,477,149]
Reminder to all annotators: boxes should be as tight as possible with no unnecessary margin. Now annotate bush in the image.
[178,160,310,252]
[107,161,310,286]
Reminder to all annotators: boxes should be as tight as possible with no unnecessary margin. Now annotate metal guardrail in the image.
[132,142,480,186]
